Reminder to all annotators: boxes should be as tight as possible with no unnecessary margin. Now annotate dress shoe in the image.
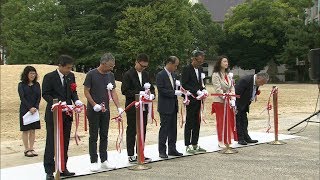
[46,174,54,180]
[60,169,75,177]
[144,157,152,163]
[238,140,248,145]
[246,139,258,143]
[168,151,183,156]
[159,153,168,159]
[128,156,137,164]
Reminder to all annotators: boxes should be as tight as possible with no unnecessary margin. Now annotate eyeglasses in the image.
[138,61,148,68]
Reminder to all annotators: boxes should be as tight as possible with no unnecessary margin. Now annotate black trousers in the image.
[87,109,110,163]
[158,112,178,154]
[236,110,251,141]
[184,100,201,146]
[44,113,72,174]
[126,108,148,157]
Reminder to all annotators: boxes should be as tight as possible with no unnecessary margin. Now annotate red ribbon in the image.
[74,104,87,145]
[265,87,277,133]
[111,94,156,155]
[179,87,190,128]
[179,87,208,127]
[51,102,66,172]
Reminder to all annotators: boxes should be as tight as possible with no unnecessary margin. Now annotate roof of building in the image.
[199,0,245,22]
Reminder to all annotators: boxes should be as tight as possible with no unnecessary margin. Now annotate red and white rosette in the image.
[141,83,157,125]
[197,89,209,124]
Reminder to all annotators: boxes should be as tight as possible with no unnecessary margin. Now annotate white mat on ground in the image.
[1,132,298,180]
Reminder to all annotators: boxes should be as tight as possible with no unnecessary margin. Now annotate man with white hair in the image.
[235,72,269,145]
[84,52,123,171]
[181,50,207,154]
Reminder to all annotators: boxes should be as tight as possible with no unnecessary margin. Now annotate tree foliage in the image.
[223,0,318,72]
[116,0,193,72]
[1,0,66,64]
[116,0,223,71]
[59,0,155,66]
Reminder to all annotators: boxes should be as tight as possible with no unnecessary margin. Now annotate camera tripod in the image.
[287,110,320,131]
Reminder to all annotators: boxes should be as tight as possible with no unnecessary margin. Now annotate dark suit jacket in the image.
[235,75,259,112]
[121,67,155,107]
[42,70,79,122]
[181,64,205,103]
[156,69,178,114]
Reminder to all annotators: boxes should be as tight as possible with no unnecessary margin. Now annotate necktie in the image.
[63,75,67,87]
[169,73,174,89]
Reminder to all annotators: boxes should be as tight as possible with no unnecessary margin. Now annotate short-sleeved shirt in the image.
[83,68,116,110]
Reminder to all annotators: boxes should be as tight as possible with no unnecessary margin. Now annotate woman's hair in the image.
[20,66,38,83]
[213,55,229,77]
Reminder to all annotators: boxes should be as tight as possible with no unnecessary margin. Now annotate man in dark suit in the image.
[42,55,82,180]
[121,53,155,163]
[235,72,269,145]
[156,56,183,158]
[181,50,207,154]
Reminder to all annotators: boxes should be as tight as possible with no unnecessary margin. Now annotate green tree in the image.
[189,3,225,60]
[59,0,155,67]
[1,0,66,64]
[223,0,296,71]
[116,0,195,72]
[223,0,317,76]
[276,0,319,62]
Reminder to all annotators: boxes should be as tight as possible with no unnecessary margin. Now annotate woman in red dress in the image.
[211,56,237,148]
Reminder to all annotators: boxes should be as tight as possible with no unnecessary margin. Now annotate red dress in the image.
[211,75,238,144]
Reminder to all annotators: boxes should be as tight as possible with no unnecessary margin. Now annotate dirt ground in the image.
[0,64,319,168]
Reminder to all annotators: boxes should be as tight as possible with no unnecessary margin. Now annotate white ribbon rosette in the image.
[175,80,181,90]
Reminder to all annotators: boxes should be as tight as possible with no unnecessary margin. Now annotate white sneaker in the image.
[101,161,116,169]
[90,162,100,172]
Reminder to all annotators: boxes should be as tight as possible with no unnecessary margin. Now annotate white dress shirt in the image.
[57,69,65,86]
[137,71,142,86]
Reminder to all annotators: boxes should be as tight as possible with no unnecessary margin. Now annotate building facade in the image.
[305,0,320,25]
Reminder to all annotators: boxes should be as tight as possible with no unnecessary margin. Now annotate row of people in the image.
[17,52,268,180]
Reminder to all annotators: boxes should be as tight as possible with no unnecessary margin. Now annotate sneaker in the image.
[128,156,137,164]
[101,161,116,169]
[90,162,100,172]
[193,145,206,152]
[186,145,196,154]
